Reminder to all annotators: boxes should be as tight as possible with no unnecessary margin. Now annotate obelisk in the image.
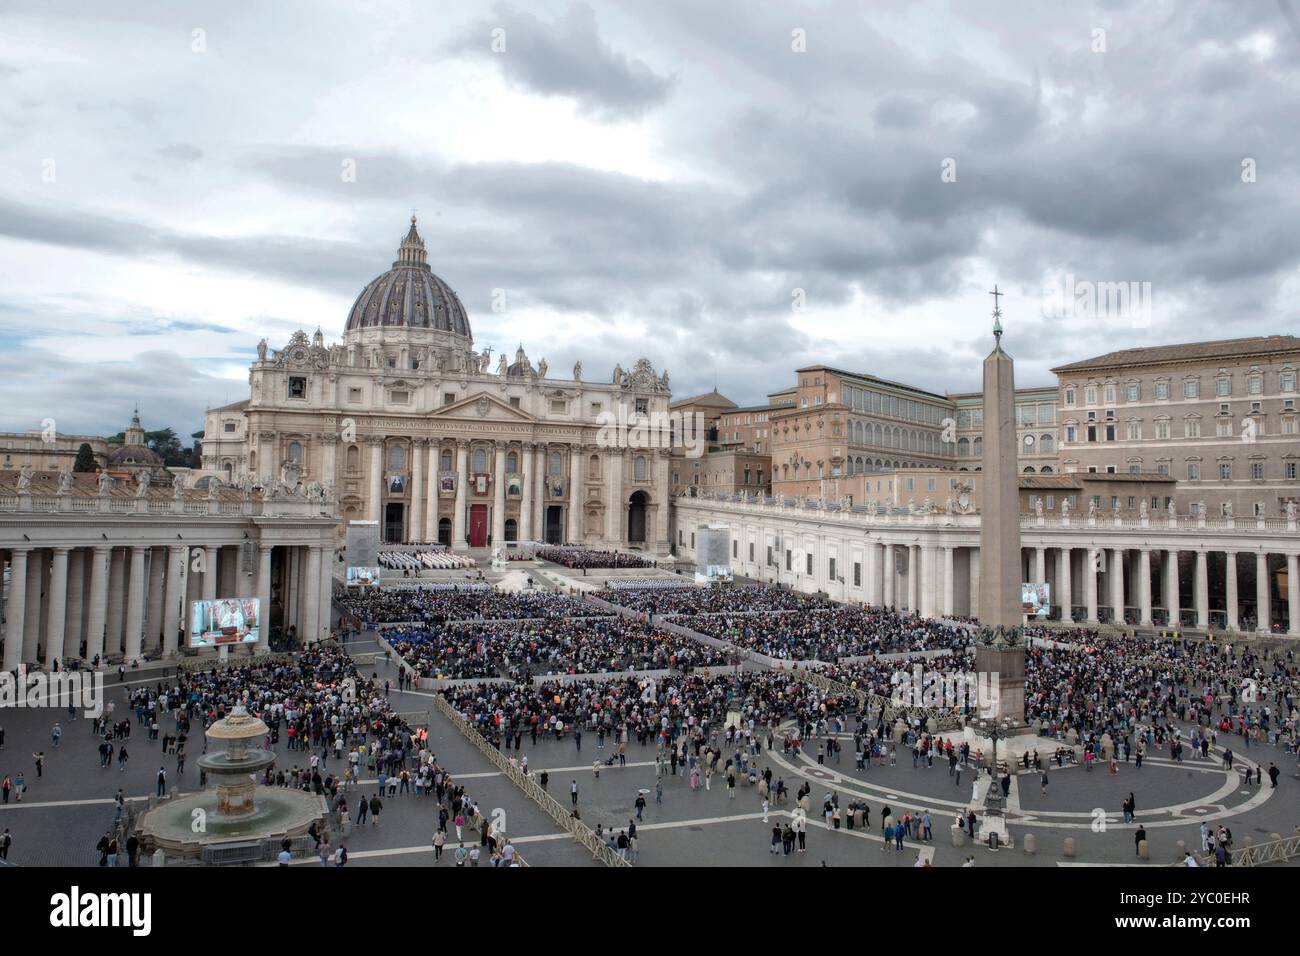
[974,293,1026,727]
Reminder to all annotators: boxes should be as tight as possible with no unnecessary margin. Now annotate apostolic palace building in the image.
[201,217,673,554]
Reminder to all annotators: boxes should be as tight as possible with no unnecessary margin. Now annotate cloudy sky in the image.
[1,0,1298,437]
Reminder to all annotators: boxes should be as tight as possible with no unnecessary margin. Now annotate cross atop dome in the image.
[396,215,427,267]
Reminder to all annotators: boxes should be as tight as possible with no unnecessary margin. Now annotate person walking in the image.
[571,780,579,806]
[32,751,44,778]
[432,829,446,861]
[368,794,381,826]
[1134,825,1147,856]
[156,766,166,796]
[0,828,10,860]
[1040,770,1049,796]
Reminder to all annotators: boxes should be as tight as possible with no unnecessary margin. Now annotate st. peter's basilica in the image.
[200,217,673,553]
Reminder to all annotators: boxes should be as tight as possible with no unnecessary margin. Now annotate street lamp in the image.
[971,713,1017,807]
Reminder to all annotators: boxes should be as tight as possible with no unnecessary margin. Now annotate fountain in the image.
[136,704,325,862]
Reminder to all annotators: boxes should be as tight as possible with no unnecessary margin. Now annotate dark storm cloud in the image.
[452,2,676,120]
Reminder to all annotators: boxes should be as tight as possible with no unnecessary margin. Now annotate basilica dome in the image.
[343,217,471,339]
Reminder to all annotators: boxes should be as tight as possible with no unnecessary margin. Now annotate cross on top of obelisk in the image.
[990,285,1004,344]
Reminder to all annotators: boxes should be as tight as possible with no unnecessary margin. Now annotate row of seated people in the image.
[337,587,603,626]
[389,617,732,681]
[681,605,973,661]
[442,670,859,748]
[378,550,475,572]
[597,583,835,616]
[525,546,656,569]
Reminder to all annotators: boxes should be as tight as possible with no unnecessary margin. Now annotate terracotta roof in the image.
[1019,475,1083,490]
[1051,336,1300,374]
[1076,471,1178,484]
[669,390,737,410]
[795,364,948,402]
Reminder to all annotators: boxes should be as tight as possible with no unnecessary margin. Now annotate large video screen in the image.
[189,598,261,647]
[346,566,381,585]
[695,526,733,584]
[1021,582,1050,618]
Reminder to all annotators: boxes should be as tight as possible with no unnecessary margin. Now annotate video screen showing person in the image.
[189,598,260,647]
[346,566,381,585]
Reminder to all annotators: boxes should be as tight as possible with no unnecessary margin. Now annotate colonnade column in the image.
[1110,548,1125,624]
[606,450,624,545]
[533,445,547,541]
[654,449,671,553]
[4,549,28,670]
[409,438,424,544]
[303,546,322,645]
[520,442,534,545]
[256,545,273,654]
[367,436,383,526]
[45,547,69,666]
[64,549,85,661]
[567,445,583,544]
[1138,548,1152,626]
[424,441,439,541]
[1288,553,1300,637]
[919,546,937,617]
[202,546,218,601]
[145,547,166,653]
[85,546,108,663]
[452,440,469,547]
[1225,552,1239,631]
[1256,551,1271,634]
[162,545,185,657]
[908,544,920,611]
[1034,546,1047,586]
[1166,550,1181,630]
[1195,549,1209,630]
[492,441,507,546]
[968,549,980,619]
[941,546,955,617]
[1058,547,1073,623]
[1085,547,1099,624]
[123,546,147,663]
[883,545,896,608]
[865,541,882,606]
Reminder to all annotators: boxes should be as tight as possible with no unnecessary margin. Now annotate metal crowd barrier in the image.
[799,669,964,732]
[432,695,630,867]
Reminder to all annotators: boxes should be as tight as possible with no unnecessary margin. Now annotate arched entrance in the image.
[628,491,649,545]
[384,503,404,543]
[504,518,518,543]
[437,517,451,547]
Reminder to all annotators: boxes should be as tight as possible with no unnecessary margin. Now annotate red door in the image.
[469,505,488,548]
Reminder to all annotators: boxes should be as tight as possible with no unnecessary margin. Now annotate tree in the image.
[73,443,97,473]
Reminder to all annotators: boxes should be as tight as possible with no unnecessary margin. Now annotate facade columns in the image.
[1057,547,1073,623]
[367,437,383,526]
[908,544,921,611]
[202,546,218,601]
[865,541,883,606]
[452,440,469,547]
[533,445,547,541]
[256,545,273,654]
[162,545,185,657]
[492,442,507,546]
[1256,551,1271,634]
[64,549,86,661]
[606,450,624,545]
[85,546,108,663]
[567,445,583,544]
[1085,547,1099,624]
[883,545,896,608]
[303,546,322,644]
[1110,548,1125,624]
[145,547,166,653]
[1034,546,1047,586]
[45,547,70,666]
[1225,551,1239,631]
[4,549,28,670]
[919,546,936,617]
[409,439,424,544]
[942,546,955,616]
[1288,553,1300,637]
[1166,550,1181,630]
[1138,547,1152,626]
[654,451,671,553]
[1195,549,1209,630]
[424,441,439,541]
[968,549,980,619]
[123,545,147,663]
[519,442,533,544]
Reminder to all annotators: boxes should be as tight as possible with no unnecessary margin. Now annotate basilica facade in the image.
[202,217,672,552]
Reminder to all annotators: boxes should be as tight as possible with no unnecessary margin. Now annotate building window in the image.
[506,451,518,473]
[440,449,452,471]
[749,542,755,562]
[1064,387,1076,405]
[1126,422,1140,440]
[806,553,814,576]
[1183,379,1200,399]
[1248,374,1263,395]
[348,387,363,403]
[1126,383,1139,402]
[389,390,409,404]
[1155,420,1170,440]
[634,398,649,415]
[828,557,836,581]
[1185,419,1200,438]
[1085,386,1098,405]
[549,451,562,476]
[287,441,303,463]
[223,421,237,433]
[1155,381,1170,400]
[288,376,307,399]
[634,455,647,480]
[550,400,568,414]
[1156,462,1169,475]
[509,396,521,408]
[444,392,457,406]
[1219,462,1232,480]
[1216,420,1232,437]
[1251,462,1264,480]
[1282,371,1297,392]
[473,447,488,472]
[1286,461,1297,480]
[1188,463,1200,481]
[1216,378,1231,397]
[1103,384,1116,404]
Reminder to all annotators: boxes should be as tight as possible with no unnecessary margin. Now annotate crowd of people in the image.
[338,586,602,626]
[599,584,832,616]
[521,547,656,569]
[390,617,733,681]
